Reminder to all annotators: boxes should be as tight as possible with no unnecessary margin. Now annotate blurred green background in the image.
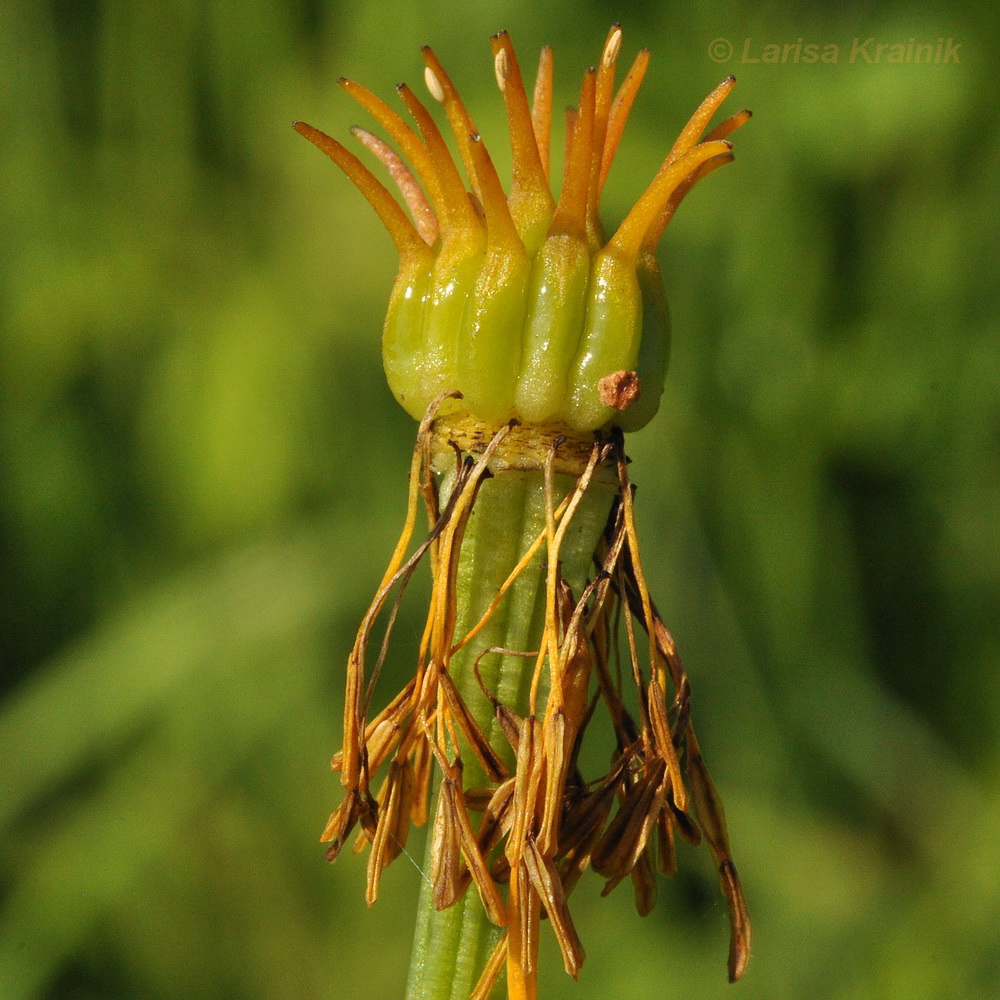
[2,0,998,998]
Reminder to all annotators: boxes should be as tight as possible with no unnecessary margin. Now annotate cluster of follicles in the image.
[295,26,750,434]
[299,25,751,1000]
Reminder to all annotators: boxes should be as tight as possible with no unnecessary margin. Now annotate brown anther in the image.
[409,736,433,826]
[321,788,376,863]
[630,849,657,916]
[523,838,585,977]
[721,859,753,982]
[430,775,465,911]
[656,809,678,877]
[591,758,666,882]
[438,668,509,782]
[476,776,517,857]
[441,766,509,926]
[366,760,414,904]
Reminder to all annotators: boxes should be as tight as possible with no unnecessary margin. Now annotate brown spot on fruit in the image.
[598,370,641,410]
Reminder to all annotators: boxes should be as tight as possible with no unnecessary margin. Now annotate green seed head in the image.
[297,28,748,433]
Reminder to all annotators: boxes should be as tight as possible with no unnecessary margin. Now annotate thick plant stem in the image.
[404,467,616,1000]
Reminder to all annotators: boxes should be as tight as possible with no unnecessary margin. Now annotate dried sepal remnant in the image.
[321,397,751,994]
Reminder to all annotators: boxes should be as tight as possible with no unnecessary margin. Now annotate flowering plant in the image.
[297,25,751,999]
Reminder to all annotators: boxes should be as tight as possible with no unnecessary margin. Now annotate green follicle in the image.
[297,30,748,433]
[419,232,484,411]
[563,245,644,432]
[458,134,531,421]
[514,233,591,424]
[617,251,671,432]
[459,250,530,420]
[382,260,434,412]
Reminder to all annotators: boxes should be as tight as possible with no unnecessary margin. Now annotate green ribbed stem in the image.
[404,466,616,1000]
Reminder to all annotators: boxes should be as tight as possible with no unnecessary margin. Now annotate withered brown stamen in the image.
[320,395,751,989]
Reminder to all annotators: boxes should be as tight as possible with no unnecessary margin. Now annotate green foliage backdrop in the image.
[2,1,997,997]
